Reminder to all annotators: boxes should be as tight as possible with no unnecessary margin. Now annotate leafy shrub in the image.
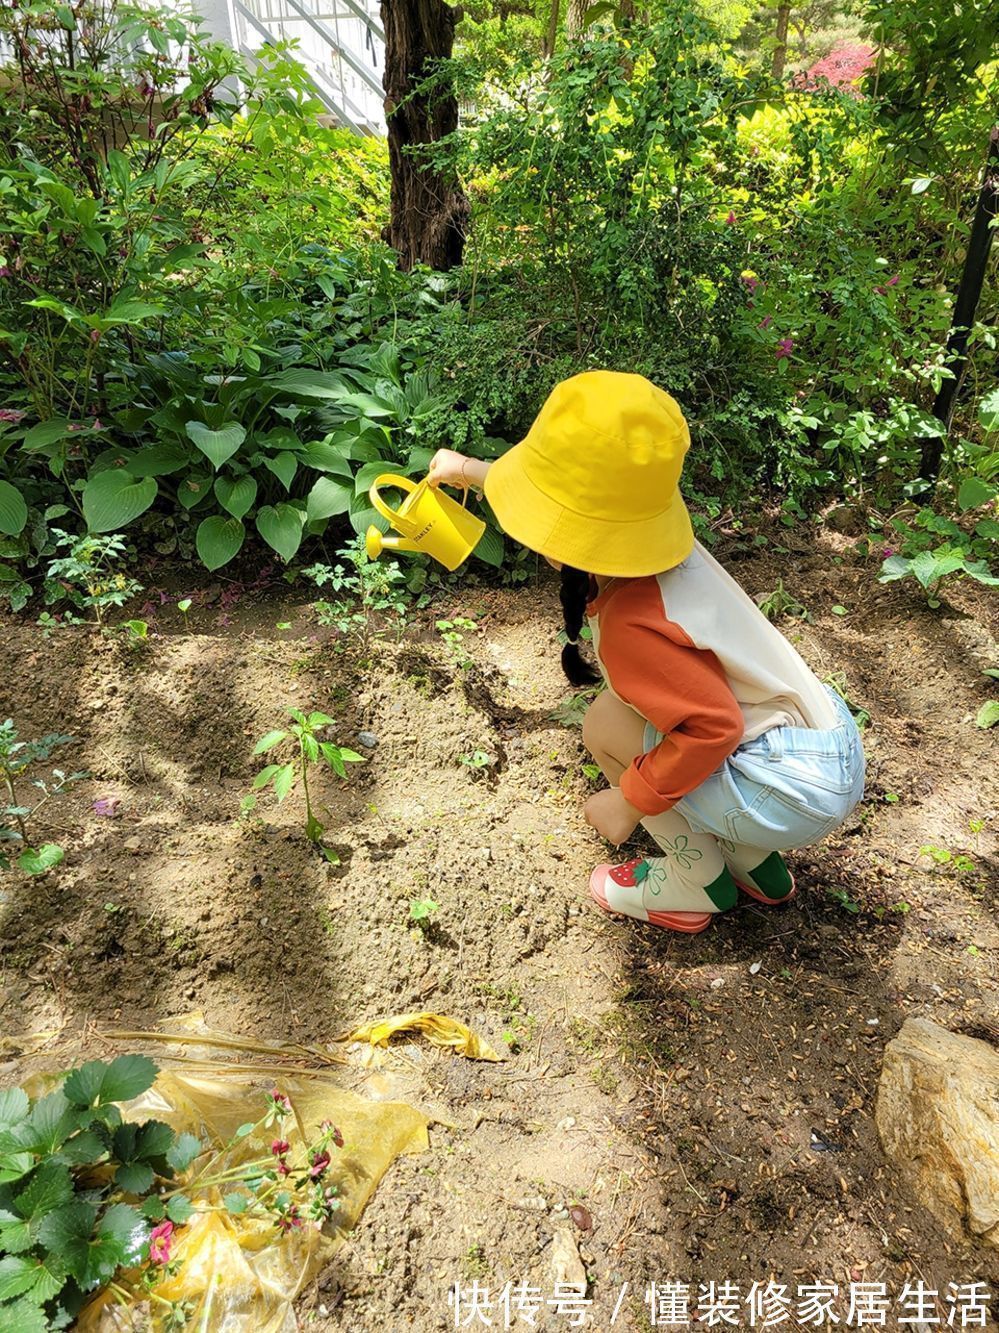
[0,721,85,875]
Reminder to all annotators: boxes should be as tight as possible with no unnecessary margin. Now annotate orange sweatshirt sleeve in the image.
[594,578,744,816]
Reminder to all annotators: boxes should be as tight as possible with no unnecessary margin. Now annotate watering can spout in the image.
[365,474,486,572]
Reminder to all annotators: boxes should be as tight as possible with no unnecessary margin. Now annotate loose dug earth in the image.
[2,527,998,1331]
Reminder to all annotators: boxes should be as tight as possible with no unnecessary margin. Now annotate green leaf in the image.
[140,1196,166,1221]
[17,844,63,876]
[0,1218,31,1254]
[264,452,298,492]
[21,419,75,453]
[0,1297,49,1332]
[0,482,28,537]
[251,764,280,790]
[957,477,995,512]
[214,474,257,520]
[473,524,504,568]
[963,559,999,587]
[305,476,353,521]
[165,1194,194,1224]
[177,474,213,510]
[0,1090,29,1131]
[115,1161,154,1194]
[223,1192,248,1215]
[82,470,157,533]
[126,445,190,477]
[975,519,999,540]
[975,700,999,729]
[103,299,164,326]
[254,730,287,755]
[59,1129,108,1164]
[165,1132,201,1174]
[910,177,933,194]
[186,421,246,471]
[272,763,295,802]
[63,1054,157,1109]
[255,503,305,562]
[269,369,351,399]
[35,1200,95,1282]
[298,440,353,476]
[14,1161,73,1229]
[979,387,999,434]
[0,1253,67,1304]
[196,515,245,571]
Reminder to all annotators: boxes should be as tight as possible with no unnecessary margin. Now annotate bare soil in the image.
[2,525,998,1331]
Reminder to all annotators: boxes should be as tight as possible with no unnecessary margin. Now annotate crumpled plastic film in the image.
[339,1011,503,1061]
[76,1068,428,1333]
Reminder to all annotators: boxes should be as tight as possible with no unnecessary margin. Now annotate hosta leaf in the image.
[263,452,298,492]
[305,476,352,522]
[63,1055,157,1109]
[474,525,504,568]
[214,474,257,520]
[126,445,190,477]
[255,503,305,563]
[82,470,157,533]
[0,482,28,537]
[195,515,245,572]
[298,440,352,475]
[185,421,245,470]
[269,369,351,399]
[177,474,213,511]
[165,1132,201,1173]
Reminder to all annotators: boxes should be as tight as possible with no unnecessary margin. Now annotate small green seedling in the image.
[919,843,976,875]
[243,710,364,863]
[460,750,492,771]
[436,617,479,670]
[409,897,440,928]
[1,719,86,874]
[549,689,600,728]
[975,700,999,729]
[757,580,810,622]
[120,619,149,647]
[827,886,861,914]
[824,672,872,731]
[581,762,602,783]
[177,598,192,627]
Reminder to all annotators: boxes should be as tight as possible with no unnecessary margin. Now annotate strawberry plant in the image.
[0,1054,199,1331]
[242,711,364,862]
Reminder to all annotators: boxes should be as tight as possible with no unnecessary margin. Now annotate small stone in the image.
[511,1195,548,1212]
[123,837,141,852]
[710,977,725,989]
[569,1204,593,1232]
[551,1207,570,1222]
[550,1226,587,1288]
[358,731,379,749]
[556,1116,576,1133]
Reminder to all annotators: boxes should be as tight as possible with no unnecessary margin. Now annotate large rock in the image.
[876,1018,999,1248]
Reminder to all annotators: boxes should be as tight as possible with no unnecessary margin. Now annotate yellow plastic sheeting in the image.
[77,1068,428,1333]
[340,1011,503,1061]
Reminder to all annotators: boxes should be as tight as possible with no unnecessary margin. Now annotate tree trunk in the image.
[543,0,561,57]
[565,0,589,38]
[380,0,469,271]
[770,2,792,79]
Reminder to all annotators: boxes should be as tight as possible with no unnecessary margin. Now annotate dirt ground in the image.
[2,520,998,1331]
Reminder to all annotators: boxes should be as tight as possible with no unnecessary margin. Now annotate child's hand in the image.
[427,449,471,489]
[584,789,642,846]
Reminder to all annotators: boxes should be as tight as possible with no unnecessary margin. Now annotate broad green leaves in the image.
[16,845,63,877]
[185,421,246,471]
[215,474,257,519]
[196,516,245,571]
[82,471,157,533]
[256,503,306,562]
[0,484,28,538]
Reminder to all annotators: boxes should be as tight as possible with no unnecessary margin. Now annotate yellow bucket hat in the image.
[483,370,695,577]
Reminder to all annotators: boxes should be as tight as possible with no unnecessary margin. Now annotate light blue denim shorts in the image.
[643,686,866,853]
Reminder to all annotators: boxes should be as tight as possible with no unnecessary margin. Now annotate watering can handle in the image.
[369,473,469,527]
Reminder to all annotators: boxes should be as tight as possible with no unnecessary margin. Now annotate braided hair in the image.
[559,565,600,685]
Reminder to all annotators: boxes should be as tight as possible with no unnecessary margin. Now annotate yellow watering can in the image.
[365,474,486,572]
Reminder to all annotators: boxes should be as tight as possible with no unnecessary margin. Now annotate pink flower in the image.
[93,797,121,818]
[742,274,759,294]
[882,547,896,558]
[725,211,736,225]
[275,1159,291,1177]
[775,337,795,360]
[758,315,773,330]
[149,1220,174,1265]
[309,1150,331,1179]
[271,1139,290,1157]
[92,418,105,430]
[0,267,11,279]
[269,1089,292,1115]
[321,1120,345,1149]
[0,408,25,424]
